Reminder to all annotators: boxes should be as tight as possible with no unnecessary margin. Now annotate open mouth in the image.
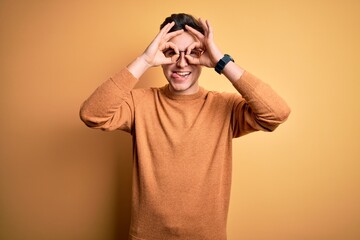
[172,71,191,79]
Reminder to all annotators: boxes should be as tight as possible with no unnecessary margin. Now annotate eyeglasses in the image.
[163,48,203,61]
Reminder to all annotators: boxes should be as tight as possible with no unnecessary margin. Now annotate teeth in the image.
[176,72,190,76]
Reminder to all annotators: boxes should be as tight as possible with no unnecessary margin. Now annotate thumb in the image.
[185,55,201,65]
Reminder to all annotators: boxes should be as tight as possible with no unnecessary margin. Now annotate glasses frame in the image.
[163,48,204,62]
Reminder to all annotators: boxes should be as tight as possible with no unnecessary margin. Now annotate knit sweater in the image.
[80,68,290,240]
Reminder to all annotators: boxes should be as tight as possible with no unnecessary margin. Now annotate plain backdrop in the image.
[1,0,359,239]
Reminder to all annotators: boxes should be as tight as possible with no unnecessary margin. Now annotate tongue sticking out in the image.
[171,72,190,80]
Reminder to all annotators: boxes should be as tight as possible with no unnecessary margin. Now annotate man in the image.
[80,13,290,240]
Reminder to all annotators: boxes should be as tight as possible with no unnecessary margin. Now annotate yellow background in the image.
[1,0,359,239]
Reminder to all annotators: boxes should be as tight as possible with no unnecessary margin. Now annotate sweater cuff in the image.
[110,68,138,91]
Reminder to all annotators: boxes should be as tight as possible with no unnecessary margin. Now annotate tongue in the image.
[172,72,188,79]
[172,72,181,78]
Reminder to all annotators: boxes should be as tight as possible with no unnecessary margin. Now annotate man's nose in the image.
[176,51,188,68]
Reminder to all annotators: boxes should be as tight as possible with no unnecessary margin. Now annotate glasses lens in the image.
[163,49,176,58]
[189,49,203,58]
[163,48,203,61]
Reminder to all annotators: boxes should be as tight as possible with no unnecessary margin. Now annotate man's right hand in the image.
[127,22,184,79]
[142,22,184,66]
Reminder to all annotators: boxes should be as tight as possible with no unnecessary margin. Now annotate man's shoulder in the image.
[129,86,166,107]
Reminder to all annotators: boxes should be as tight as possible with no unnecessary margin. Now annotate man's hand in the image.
[184,18,223,68]
[127,22,183,78]
[142,22,184,67]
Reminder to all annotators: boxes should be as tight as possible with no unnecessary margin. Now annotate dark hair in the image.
[160,13,204,34]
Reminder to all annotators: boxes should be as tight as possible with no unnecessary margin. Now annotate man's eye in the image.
[164,50,176,57]
[189,49,203,57]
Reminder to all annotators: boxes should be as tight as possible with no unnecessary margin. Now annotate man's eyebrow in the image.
[163,47,203,53]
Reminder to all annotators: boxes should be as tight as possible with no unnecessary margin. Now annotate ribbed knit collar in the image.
[162,84,207,100]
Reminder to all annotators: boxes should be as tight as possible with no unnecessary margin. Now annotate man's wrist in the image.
[138,54,153,68]
[127,55,152,79]
[212,52,224,67]
[215,54,235,74]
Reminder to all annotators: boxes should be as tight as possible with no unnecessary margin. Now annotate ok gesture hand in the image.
[184,19,223,68]
[142,22,184,67]
[127,22,184,78]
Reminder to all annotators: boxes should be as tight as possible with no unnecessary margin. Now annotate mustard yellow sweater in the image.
[80,68,290,240]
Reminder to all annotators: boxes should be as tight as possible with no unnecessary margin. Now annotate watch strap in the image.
[215,54,234,74]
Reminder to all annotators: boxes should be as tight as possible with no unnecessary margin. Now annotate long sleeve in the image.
[231,71,291,136]
[79,68,138,132]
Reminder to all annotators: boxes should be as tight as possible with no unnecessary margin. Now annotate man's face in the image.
[161,32,202,95]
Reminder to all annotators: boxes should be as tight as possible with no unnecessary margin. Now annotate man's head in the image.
[160,13,204,95]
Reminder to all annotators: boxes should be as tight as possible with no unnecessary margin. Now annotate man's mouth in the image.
[171,71,191,79]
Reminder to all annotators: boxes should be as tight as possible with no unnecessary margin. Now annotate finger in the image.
[185,55,201,65]
[163,29,184,42]
[162,53,180,64]
[164,21,175,32]
[198,18,209,36]
[162,57,176,65]
[153,22,173,43]
[186,42,202,55]
[205,19,214,39]
[161,42,179,54]
[185,25,204,40]
[171,54,180,63]
[159,21,175,37]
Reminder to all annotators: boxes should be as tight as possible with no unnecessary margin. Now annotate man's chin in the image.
[169,81,198,95]
[169,84,188,93]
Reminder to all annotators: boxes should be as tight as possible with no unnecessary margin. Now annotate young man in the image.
[80,13,290,240]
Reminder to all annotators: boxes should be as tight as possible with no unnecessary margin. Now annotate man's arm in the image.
[231,70,291,132]
[79,68,137,132]
[185,18,290,130]
[222,59,290,131]
[80,22,184,131]
[127,22,184,79]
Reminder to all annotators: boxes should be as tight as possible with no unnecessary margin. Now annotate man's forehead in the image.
[168,32,197,47]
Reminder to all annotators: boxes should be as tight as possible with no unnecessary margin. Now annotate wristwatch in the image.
[215,54,234,74]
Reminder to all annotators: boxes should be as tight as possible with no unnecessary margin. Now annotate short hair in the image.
[160,13,204,34]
